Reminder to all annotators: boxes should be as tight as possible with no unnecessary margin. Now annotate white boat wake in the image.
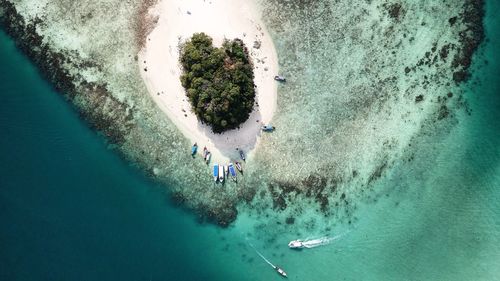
[288,232,349,249]
[248,242,288,278]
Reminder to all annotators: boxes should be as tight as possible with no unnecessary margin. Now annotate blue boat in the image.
[261,125,275,132]
[213,164,219,182]
[229,163,237,182]
[191,143,198,156]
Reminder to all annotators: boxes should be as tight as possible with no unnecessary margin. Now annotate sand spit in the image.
[0,0,486,227]
[138,0,279,163]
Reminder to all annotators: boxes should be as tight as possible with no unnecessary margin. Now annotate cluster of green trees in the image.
[179,32,255,133]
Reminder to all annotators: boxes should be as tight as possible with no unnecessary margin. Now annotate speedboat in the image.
[275,266,287,278]
[218,165,225,182]
[191,143,198,156]
[235,161,243,173]
[213,164,218,182]
[288,240,304,248]
[228,163,237,182]
[261,125,275,132]
[239,150,246,161]
[274,75,286,82]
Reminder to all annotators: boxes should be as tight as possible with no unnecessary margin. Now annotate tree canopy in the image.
[179,33,255,133]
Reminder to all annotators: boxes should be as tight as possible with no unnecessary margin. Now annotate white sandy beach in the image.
[138,0,278,163]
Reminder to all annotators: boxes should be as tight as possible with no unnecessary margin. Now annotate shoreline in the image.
[138,0,279,163]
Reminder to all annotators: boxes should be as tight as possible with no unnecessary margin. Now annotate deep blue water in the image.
[0,30,225,281]
[1,1,500,280]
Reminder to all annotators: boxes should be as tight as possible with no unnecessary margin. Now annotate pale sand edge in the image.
[138,0,279,164]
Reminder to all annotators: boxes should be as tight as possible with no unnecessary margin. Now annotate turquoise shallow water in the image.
[1,1,500,280]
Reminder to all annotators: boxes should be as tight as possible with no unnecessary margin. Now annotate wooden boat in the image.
[235,161,243,174]
[213,164,218,182]
[275,266,287,278]
[274,75,286,82]
[261,125,275,132]
[205,152,211,164]
[218,165,225,182]
[203,146,208,159]
[229,163,237,182]
[191,143,198,156]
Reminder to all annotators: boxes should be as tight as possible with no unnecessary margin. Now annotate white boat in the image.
[218,165,225,182]
[205,152,211,164]
[275,266,287,278]
[288,236,336,249]
[274,75,286,82]
[261,124,275,132]
[288,240,305,248]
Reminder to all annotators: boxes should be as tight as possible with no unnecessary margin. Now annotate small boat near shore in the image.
[239,150,245,161]
[229,163,237,182]
[235,161,243,174]
[191,143,198,157]
[205,152,211,164]
[213,164,218,182]
[261,124,275,132]
[274,75,286,82]
[218,164,225,183]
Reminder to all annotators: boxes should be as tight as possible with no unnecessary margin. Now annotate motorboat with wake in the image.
[249,243,288,278]
[288,235,344,249]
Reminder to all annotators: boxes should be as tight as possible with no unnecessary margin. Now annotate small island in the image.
[179,33,255,133]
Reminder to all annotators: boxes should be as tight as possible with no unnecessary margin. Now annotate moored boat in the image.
[205,152,211,164]
[235,161,243,174]
[213,164,218,182]
[261,124,275,132]
[239,150,245,161]
[191,143,198,156]
[274,75,286,82]
[224,165,229,177]
[203,146,208,159]
[218,164,225,182]
[229,163,237,181]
